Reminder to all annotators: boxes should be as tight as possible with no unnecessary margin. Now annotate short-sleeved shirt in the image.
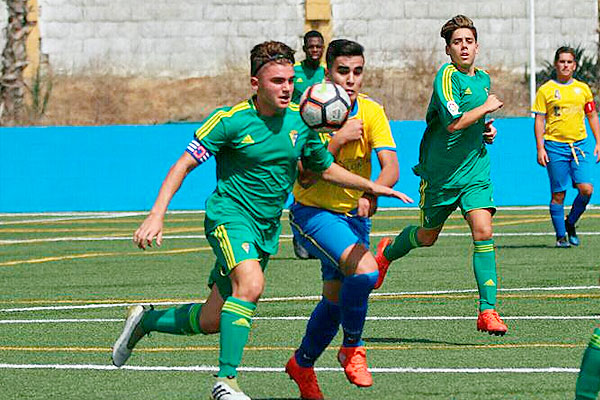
[292,60,326,103]
[413,63,491,190]
[187,98,334,253]
[293,93,396,214]
[532,79,594,143]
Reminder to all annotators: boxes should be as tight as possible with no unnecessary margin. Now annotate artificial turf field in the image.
[0,207,599,399]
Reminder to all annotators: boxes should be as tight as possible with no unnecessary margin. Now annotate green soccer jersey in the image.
[413,63,491,189]
[292,60,326,103]
[195,97,333,244]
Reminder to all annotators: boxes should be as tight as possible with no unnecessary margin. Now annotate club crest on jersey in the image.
[446,100,459,116]
[554,89,561,100]
[289,130,299,146]
[574,87,582,94]
[242,242,250,253]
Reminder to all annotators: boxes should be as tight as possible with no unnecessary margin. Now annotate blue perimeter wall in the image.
[1,118,598,212]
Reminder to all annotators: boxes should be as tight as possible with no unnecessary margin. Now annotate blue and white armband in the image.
[186,139,213,164]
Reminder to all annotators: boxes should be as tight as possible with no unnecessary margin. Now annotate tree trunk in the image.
[0,0,32,122]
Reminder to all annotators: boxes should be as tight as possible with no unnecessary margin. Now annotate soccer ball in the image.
[299,82,352,132]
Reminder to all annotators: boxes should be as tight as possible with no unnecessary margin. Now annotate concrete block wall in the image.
[0,0,596,76]
[332,0,599,71]
[36,0,305,77]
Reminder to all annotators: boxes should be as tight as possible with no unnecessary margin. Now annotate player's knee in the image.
[472,227,493,241]
[579,184,593,197]
[551,191,566,204]
[233,280,264,303]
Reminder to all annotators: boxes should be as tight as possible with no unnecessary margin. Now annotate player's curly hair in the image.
[440,15,477,45]
[250,41,295,77]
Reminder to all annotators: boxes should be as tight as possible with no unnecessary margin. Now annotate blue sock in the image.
[340,271,378,348]
[296,297,340,367]
[549,203,566,238]
[568,194,591,226]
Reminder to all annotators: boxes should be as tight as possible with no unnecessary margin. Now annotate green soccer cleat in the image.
[111,304,149,367]
[211,377,251,400]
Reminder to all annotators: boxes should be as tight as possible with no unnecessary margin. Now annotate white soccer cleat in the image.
[111,304,149,367]
[211,377,251,400]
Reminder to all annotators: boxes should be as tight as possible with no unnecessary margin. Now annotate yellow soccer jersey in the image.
[532,79,594,143]
[293,93,396,214]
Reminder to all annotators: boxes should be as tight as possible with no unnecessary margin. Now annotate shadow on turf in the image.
[363,337,474,346]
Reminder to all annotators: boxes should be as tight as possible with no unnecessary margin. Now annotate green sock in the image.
[141,303,204,334]
[383,225,421,261]
[576,328,600,400]
[218,297,256,378]
[473,239,497,311]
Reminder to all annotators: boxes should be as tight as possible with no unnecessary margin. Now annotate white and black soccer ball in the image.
[299,82,352,132]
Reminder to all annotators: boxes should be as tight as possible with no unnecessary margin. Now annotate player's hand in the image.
[357,193,378,217]
[537,148,550,167]
[370,184,413,204]
[594,143,600,163]
[336,119,363,145]
[483,119,497,144]
[133,213,164,250]
[484,94,503,113]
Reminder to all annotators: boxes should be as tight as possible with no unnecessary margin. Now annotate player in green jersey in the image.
[374,15,509,336]
[292,30,326,104]
[110,40,410,400]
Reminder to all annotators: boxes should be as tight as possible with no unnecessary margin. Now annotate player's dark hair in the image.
[250,41,295,77]
[440,15,477,45]
[554,46,577,63]
[303,30,324,46]
[326,39,364,69]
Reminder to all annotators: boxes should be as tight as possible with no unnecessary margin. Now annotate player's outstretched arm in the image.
[133,152,199,250]
[320,162,413,203]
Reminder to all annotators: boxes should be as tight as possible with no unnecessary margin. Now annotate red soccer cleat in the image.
[477,309,508,336]
[285,354,324,400]
[337,346,373,387]
[374,237,392,289]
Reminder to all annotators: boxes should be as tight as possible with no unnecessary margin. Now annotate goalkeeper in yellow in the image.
[374,16,508,336]
[285,39,410,400]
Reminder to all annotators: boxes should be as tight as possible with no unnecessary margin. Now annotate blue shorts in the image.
[289,202,371,281]
[545,138,593,193]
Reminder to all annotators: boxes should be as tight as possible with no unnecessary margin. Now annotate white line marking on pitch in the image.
[3,231,600,244]
[1,286,598,313]
[0,363,580,373]
[1,315,598,324]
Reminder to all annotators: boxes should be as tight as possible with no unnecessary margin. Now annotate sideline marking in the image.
[0,363,580,373]
[1,315,598,324]
[1,286,598,312]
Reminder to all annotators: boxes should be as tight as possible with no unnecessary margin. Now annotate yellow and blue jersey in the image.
[293,93,396,214]
[532,78,594,143]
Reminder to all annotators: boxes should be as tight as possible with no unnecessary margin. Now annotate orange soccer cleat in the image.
[285,354,324,400]
[337,346,373,387]
[374,237,392,289]
[477,309,508,336]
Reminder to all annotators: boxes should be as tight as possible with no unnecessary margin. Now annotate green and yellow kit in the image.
[292,60,326,103]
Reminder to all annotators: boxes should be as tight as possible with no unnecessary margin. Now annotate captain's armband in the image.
[585,101,596,114]
[186,139,213,164]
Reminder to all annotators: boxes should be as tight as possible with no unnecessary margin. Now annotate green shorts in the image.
[419,179,496,229]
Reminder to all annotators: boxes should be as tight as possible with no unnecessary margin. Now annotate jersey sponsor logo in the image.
[484,279,496,286]
[289,130,299,146]
[464,87,472,95]
[446,100,460,116]
[554,89,561,100]
[241,134,254,144]
[242,242,250,253]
